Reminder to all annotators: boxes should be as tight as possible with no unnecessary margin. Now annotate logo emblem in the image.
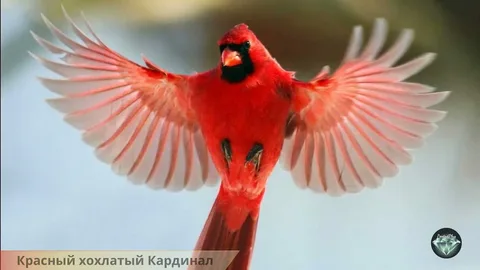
[431,228,462,259]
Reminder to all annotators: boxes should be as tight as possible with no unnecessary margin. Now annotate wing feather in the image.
[283,18,449,196]
[32,8,218,191]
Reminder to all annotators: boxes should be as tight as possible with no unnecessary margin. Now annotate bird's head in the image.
[218,23,271,83]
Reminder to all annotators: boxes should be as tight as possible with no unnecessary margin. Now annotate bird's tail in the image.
[191,184,264,270]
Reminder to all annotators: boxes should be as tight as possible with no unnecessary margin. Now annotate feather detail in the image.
[283,18,450,196]
[31,7,218,190]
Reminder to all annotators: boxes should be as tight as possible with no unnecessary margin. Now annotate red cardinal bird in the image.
[32,8,449,270]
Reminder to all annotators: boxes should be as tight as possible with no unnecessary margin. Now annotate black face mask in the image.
[220,41,254,83]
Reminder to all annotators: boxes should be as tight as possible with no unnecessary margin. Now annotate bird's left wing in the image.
[281,19,450,196]
[31,9,219,191]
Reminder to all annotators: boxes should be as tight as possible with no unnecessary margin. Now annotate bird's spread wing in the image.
[281,18,450,196]
[31,9,218,191]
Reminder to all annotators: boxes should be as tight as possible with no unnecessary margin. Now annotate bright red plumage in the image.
[33,7,449,270]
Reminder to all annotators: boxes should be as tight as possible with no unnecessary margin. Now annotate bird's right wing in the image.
[31,9,218,191]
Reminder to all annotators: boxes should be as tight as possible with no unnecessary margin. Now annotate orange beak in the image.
[221,48,242,67]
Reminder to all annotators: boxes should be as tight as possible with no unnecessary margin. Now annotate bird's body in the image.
[188,61,294,269]
[32,8,450,270]
[192,64,292,200]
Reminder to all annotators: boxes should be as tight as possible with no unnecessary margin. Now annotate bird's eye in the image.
[244,41,251,49]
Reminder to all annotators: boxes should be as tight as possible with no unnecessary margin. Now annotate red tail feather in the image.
[191,184,264,270]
